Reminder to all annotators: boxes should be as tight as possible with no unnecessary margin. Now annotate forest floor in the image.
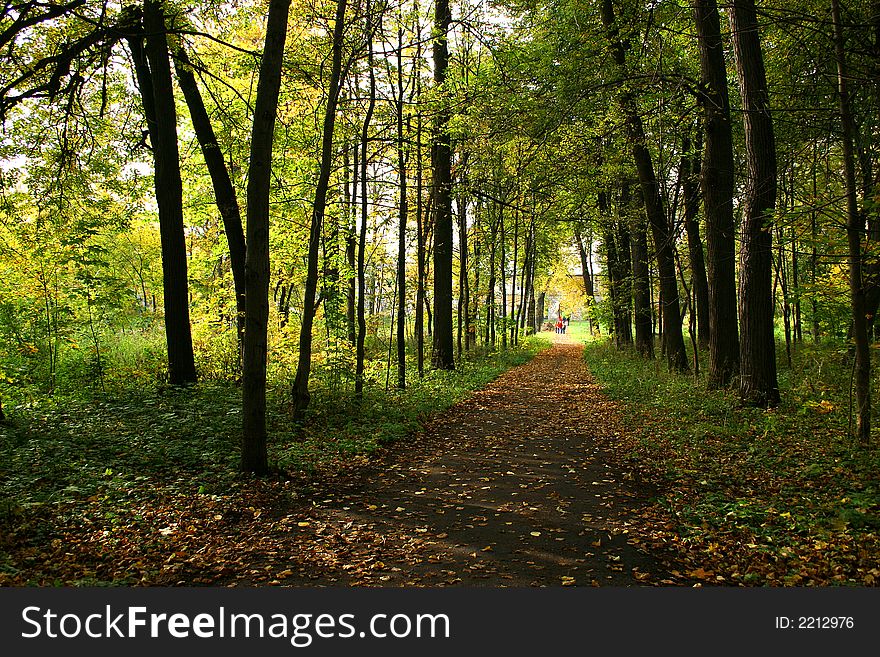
[5,331,878,586]
[1,333,694,587]
[195,334,687,587]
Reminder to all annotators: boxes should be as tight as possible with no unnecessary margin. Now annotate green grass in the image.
[580,335,880,585]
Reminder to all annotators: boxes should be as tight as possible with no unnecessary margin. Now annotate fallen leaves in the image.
[0,340,675,588]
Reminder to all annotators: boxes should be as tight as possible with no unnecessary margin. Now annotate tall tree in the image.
[729,0,779,406]
[694,0,740,387]
[172,45,247,347]
[832,0,871,444]
[292,0,349,418]
[600,0,688,371]
[681,133,710,351]
[631,209,654,358]
[134,0,197,386]
[240,0,292,474]
[355,1,377,396]
[574,223,595,301]
[395,20,407,389]
[431,0,455,369]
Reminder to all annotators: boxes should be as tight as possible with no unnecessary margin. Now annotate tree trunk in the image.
[396,23,407,389]
[461,196,472,351]
[600,0,688,371]
[292,0,348,418]
[536,291,545,333]
[791,223,802,342]
[485,207,497,347]
[457,196,467,358]
[415,111,425,375]
[603,221,623,344]
[774,224,792,367]
[681,133,710,351]
[833,0,871,444]
[615,211,633,346]
[500,206,508,350]
[356,12,377,395]
[574,223,595,300]
[240,0,291,474]
[431,0,454,369]
[172,45,246,349]
[346,140,357,344]
[729,0,779,406]
[136,1,197,386]
[632,210,654,358]
[694,0,740,387]
[510,209,520,346]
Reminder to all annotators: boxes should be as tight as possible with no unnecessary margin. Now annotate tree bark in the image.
[240,0,291,473]
[136,1,197,386]
[346,140,357,344]
[600,0,688,371]
[459,195,471,353]
[356,10,377,396]
[631,210,654,358]
[729,0,779,406]
[499,205,508,350]
[396,22,407,389]
[431,0,454,369]
[833,0,871,444]
[536,291,545,332]
[615,207,633,346]
[574,223,595,300]
[172,45,246,348]
[694,0,740,386]
[485,206,498,346]
[415,111,425,375]
[681,133,710,351]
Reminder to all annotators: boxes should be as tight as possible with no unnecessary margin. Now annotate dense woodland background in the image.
[1,0,880,586]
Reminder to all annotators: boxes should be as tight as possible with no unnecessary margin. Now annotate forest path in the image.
[222,334,676,587]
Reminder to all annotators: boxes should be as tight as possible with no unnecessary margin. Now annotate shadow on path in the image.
[239,336,678,587]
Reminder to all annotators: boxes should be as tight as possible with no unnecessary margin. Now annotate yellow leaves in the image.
[561,576,576,586]
[530,531,541,537]
[805,399,835,414]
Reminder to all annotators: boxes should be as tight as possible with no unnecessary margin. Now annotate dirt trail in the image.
[241,334,676,587]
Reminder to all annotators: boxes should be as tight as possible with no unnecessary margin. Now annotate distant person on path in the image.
[555,316,564,334]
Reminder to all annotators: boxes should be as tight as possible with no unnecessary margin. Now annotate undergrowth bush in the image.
[582,336,880,585]
[1,334,550,510]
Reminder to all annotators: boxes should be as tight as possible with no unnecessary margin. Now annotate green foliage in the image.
[0,337,548,516]
[583,337,880,585]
